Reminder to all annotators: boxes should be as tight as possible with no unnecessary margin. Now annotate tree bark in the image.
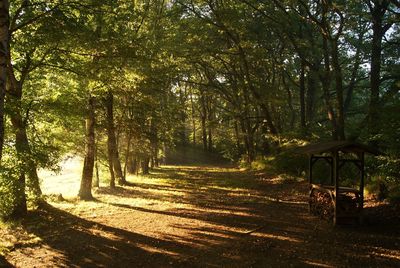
[299,60,306,131]
[240,117,255,163]
[105,90,125,185]
[152,141,159,168]
[368,0,390,144]
[200,91,208,151]
[320,11,338,140]
[331,39,346,140]
[141,157,150,175]
[344,31,364,113]
[113,136,125,184]
[107,148,115,188]
[306,66,317,124]
[149,118,159,167]
[207,95,213,152]
[0,0,8,160]
[79,96,95,200]
[238,45,278,135]
[9,99,42,198]
[127,155,138,174]
[190,90,196,145]
[234,119,242,156]
[282,73,295,129]
[7,69,42,200]
[123,132,131,179]
[179,87,186,145]
[94,159,100,188]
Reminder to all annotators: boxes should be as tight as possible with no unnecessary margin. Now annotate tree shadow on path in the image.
[6,165,400,267]
[0,255,12,268]
[17,203,226,267]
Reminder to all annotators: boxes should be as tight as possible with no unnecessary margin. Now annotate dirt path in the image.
[1,165,399,267]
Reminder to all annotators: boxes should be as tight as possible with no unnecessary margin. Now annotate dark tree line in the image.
[0,0,399,219]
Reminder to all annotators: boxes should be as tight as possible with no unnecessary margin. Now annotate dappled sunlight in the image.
[251,232,302,243]
[372,250,400,261]
[39,157,83,198]
[302,260,335,267]
[3,164,399,267]
[134,242,181,258]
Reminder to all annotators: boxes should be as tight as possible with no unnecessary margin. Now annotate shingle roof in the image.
[295,140,380,155]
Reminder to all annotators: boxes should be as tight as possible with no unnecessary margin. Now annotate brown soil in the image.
[1,165,399,267]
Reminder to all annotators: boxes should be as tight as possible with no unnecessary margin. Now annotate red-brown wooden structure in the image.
[297,141,379,225]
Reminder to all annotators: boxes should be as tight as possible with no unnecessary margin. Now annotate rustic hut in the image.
[296,141,379,225]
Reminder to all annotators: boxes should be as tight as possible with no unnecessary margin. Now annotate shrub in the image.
[0,161,24,219]
[245,138,309,176]
[366,155,400,202]
[271,150,308,177]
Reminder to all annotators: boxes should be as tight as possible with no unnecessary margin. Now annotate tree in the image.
[78,95,95,200]
[366,0,396,144]
[0,0,8,160]
[105,90,125,186]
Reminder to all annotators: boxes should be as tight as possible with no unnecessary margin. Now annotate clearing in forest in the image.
[1,165,399,267]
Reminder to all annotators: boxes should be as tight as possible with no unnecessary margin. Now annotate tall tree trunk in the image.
[260,104,277,135]
[368,0,390,144]
[127,155,137,174]
[282,74,295,129]
[113,134,125,185]
[7,76,42,201]
[190,91,196,145]
[141,157,150,175]
[299,60,306,132]
[106,92,116,188]
[94,159,100,188]
[133,158,138,174]
[79,96,95,200]
[344,31,364,113]
[207,126,212,152]
[10,104,42,198]
[238,45,277,135]
[234,119,242,156]
[321,28,338,140]
[107,146,115,188]
[93,141,100,188]
[318,2,340,140]
[0,0,8,161]
[331,40,346,140]
[149,118,159,167]
[207,96,213,152]
[240,118,255,163]
[179,87,186,145]
[306,67,317,124]
[152,140,159,168]
[105,90,125,185]
[123,132,132,179]
[200,92,207,151]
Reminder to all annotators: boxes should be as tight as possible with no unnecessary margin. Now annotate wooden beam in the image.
[334,150,339,226]
[309,155,313,184]
[360,152,365,224]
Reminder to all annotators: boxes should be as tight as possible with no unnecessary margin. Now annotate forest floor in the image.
[1,164,400,267]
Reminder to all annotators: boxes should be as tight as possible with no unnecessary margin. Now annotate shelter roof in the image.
[295,140,380,155]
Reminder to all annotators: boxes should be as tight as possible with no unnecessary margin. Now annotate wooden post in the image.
[330,157,334,186]
[309,155,313,213]
[333,150,339,226]
[309,155,313,184]
[359,152,365,223]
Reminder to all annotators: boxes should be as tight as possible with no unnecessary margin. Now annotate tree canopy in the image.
[0,0,399,219]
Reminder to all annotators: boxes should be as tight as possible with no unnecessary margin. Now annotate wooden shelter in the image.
[296,141,379,225]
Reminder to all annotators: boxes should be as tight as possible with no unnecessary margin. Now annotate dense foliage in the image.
[0,0,399,218]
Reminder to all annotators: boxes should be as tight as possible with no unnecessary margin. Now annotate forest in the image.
[0,0,399,267]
